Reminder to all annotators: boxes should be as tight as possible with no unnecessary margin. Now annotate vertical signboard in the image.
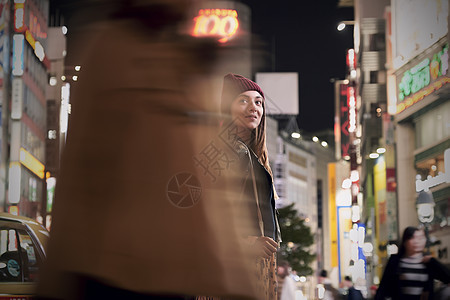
[374,156,387,278]
[386,167,397,241]
[340,84,350,159]
[328,163,338,268]
[337,206,352,281]
[11,78,23,119]
[12,34,23,76]
[8,162,20,204]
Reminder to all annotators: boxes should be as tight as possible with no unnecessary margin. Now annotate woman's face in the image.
[230,90,264,130]
[405,230,426,255]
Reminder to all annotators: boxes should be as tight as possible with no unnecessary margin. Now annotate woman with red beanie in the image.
[219,73,281,300]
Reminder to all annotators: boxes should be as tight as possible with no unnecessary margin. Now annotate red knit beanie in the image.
[221,73,265,114]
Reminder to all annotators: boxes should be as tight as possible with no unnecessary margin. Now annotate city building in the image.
[346,0,450,292]
[389,0,449,266]
[44,24,67,229]
[353,0,392,287]
[1,0,51,220]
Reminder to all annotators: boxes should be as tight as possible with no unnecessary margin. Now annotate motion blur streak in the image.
[36,0,262,299]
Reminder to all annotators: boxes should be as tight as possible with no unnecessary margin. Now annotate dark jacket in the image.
[375,254,450,300]
[347,286,363,300]
[236,140,281,242]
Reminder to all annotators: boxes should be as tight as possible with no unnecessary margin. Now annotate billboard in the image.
[255,72,299,115]
[395,41,449,114]
[393,0,448,68]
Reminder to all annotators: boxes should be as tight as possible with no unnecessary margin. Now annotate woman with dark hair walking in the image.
[375,226,450,300]
[220,73,281,300]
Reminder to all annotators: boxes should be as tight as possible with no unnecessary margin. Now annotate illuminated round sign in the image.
[192,9,239,43]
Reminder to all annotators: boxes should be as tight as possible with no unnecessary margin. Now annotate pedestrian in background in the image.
[318,269,340,300]
[277,260,297,300]
[375,226,450,300]
[342,276,363,300]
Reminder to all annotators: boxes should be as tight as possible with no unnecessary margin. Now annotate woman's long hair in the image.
[221,93,278,199]
[398,226,421,257]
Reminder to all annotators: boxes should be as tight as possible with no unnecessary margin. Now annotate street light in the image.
[416,190,435,253]
[337,20,355,31]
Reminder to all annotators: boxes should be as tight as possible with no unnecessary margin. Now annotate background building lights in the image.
[291,132,301,139]
[369,153,379,159]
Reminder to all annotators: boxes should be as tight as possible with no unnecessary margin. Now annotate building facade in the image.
[390,0,450,265]
[348,0,450,291]
[2,0,50,220]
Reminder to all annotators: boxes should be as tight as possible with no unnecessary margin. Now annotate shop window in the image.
[415,153,446,180]
[415,101,450,149]
[431,198,450,230]
[369,70,386,84]
[368,33,385,51]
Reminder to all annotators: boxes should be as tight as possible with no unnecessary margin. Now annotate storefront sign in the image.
[416,148,450,192]
[192,9,239,43]
[396,43,449,114]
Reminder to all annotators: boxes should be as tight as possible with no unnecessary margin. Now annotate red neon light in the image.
[29,11,47,39]
[192,9,239,43]
[347,86,356,133]
[347,49,356,70]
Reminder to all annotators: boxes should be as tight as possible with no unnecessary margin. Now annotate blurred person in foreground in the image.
[36,1,261,299]
[276,260,297,300]
[375,226,450,300]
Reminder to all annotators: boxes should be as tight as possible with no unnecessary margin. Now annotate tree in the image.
[277,203,315,275]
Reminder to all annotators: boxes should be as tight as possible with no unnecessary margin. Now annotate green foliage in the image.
[278,203,316,275]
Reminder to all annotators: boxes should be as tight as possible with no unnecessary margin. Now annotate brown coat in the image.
[37,16,260,299]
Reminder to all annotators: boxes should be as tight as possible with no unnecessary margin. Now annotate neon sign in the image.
[347,86,356,133]
[29,11,47,39]
[397,43,448,113]
[347,49,356,70]
[192,9,239,43]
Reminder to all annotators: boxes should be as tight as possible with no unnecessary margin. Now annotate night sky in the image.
[240,0,354,133]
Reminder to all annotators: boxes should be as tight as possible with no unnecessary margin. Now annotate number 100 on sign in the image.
[192,9,239,43]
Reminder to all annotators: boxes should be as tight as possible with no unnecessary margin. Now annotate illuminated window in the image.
[368,33,385,51]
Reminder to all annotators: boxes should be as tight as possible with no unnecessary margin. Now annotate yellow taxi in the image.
[0,213,49,299]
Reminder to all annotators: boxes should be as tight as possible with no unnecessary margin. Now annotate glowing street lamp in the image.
[337,20,355,31]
